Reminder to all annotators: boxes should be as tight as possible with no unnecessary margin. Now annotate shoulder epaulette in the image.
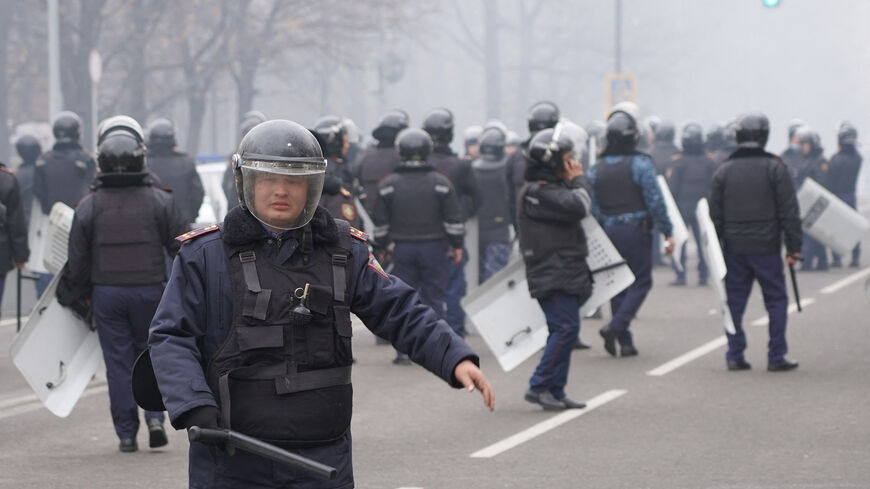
[176,224,220,242]
[340,187,352,198]
[349,227,368,242]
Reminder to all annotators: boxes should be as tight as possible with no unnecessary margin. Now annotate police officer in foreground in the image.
[57,115,188,452]
[589,109,674,358]
[146,118,205,226]
[356,109,408,213]
[0,159,29,307]
[709,112,801,372]
[373,128,467,364]
[828,122,862,268]
[519,124,591,410]
[668,122,715,286]
[148,120,493,488]
[472,126,512,283]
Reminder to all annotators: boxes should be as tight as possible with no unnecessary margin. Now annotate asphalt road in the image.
[1,245,869,488]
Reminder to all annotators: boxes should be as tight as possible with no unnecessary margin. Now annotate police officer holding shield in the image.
[148,120,493,488]
[709,112,801,372]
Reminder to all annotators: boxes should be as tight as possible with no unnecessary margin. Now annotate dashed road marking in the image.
[0,384,107,420]
[469,389,627,459]
[646,336,728,376]
[820,267,870,295]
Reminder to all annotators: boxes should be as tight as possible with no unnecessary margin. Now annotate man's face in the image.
[252,172,308,230]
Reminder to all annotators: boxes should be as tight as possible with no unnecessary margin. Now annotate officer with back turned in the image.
[145,118,205,227]
[57,116,188,452]
[0,159,29,308]
[472,126,512,283]
[373,128,467,364]
[709,112,801,372]
[828,122,862,268]
[148,120,493,488]
[356,110,408,213]
[589,109,674,358]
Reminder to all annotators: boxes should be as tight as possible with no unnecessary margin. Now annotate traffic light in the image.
[763,0,780,6]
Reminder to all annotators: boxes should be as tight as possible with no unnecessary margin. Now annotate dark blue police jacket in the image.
[148,206,477,489]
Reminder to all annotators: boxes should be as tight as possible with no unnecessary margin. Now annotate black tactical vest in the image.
[594,156,646,216]
[472,158,511,243]
[207,221,355,447]
[91,187,166,285]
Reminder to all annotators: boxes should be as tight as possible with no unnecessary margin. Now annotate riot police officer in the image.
[518,124,591,410]
[780,119,806,170]
[57,115,188,452]
[793,126,831,271]
[649,120,680,177]
[589,109,674,357]
[462,125,483,161]
[356,109,408,213]
[373,128,466,364]
[828,122,862,268]
[423,107,476,337]
[145,118,205,226]
[0,159,29,307]
[14,134,41,223]
[223,111,266,212]
[472,126,512,283]
[148,120,493,488]
[506,101,560,200]
[709,112,801,372]
[669,122,715,286]
[312,119,363,230]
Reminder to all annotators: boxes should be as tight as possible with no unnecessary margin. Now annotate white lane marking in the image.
[0,392,39,409]
[708,309,718,316]
[646,336,727,377]
[396,487,424,489]
[0,316,29,327]
[469,389,627,459]
[820,267,870,295]
[0,384,108,421]
[750,298,815,326]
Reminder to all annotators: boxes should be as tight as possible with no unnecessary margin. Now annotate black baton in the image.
[188,427,338,480]
[788,262,802,313]
[16,268,22,332]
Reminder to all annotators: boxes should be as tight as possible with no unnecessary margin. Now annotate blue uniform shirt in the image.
[587,153,673,237]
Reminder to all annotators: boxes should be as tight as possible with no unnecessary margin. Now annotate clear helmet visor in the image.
[240,158,326,231]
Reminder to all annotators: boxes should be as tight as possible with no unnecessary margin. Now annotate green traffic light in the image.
[763,0,779,6]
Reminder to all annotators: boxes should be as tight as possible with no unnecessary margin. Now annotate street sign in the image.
[605,73,637,115]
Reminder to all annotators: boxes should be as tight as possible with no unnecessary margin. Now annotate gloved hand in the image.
[180,405,219,430]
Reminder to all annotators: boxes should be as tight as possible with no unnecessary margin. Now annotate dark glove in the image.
[180,405,219,430]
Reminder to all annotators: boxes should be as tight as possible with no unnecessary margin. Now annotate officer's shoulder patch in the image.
[340,187,352,198]
[176,224,220,242]
[349,227,368,242]
[341,203,357,221]
[367,253,390,279]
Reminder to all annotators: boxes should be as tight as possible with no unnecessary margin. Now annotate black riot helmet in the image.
[96,115,147,173]
[53,111,82,145]
[422,107,454,145]
[312,115,347,158]
[15,135,42,164]
[681,122,705,154]
[479,127,506,161]
[395,128,433,165]
[787,119,806,140]
[838,122,858,146]
[605,110,639,153]
[232,120,326,230]
[655,120,676,143]
[240,110,267,140]
[146,118,176,148]
[526,124,574,171]
[735,112,770,149]
[527,101,560,134]
[372,109,410,145]
[706,124,724,152]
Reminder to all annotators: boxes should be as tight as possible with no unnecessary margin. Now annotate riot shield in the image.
[24,197,48,275]
[696,199,735,334]
[657,175,689,272]
[43,203,75,274]
[797,178,870,257]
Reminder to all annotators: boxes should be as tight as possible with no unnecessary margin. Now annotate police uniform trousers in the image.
[801,234,828,271]
[444,246,468,337]
[832,193,860,266]
[673,215,708,284]
[189,432,354,489]
[723,251,789,363]
[92,284,165,439]
[392,240,449,316]
[529,293,580,399]
[479,240,511,284]
[605,223,653,347]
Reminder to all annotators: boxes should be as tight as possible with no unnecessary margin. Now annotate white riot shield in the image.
[43,203,75,275]
[462,216,634,371]
[657,176,689,272]
[354,197,374,237]
[797,178,870,256]
[696,199,735,334]
[464,216,480,292]
[10,274,100,417]
[25,197,49,275]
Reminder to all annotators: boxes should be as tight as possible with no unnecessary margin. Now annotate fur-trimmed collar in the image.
[221,205,339,247]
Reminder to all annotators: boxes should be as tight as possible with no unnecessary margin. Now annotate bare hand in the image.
[786,252,802,266]
[15,263,25,270]
[664,237,676,255]
[453,360,494,411]
[450,248,463,265]
[565,158,584,179]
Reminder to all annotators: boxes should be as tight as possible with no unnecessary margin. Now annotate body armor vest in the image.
[91,187,166,285]
[207,221,355,447]
[594,156,646,216]
[472,158,511,243]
